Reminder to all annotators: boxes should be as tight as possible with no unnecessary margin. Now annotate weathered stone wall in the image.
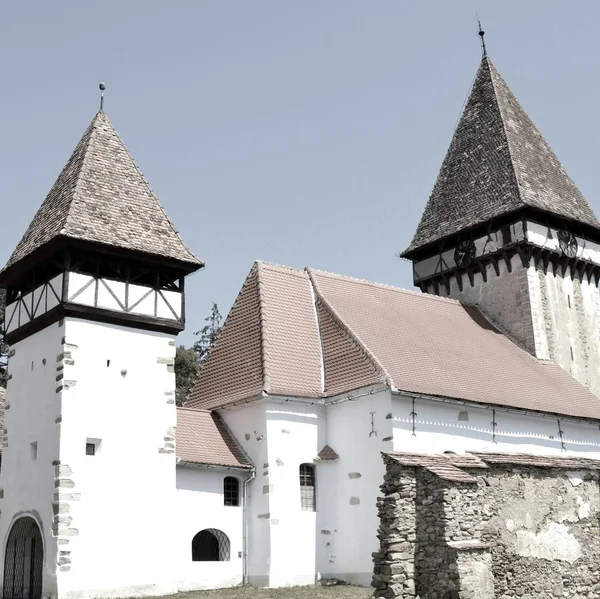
[372,453,600,599]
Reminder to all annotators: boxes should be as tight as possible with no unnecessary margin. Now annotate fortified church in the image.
[2,43,600,599]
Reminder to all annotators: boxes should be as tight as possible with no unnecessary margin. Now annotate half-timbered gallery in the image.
[2,47,600,599]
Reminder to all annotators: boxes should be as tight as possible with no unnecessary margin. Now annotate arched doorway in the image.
[3,517,43,599]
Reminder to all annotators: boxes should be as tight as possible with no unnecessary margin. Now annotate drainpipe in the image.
[242,467,256,586]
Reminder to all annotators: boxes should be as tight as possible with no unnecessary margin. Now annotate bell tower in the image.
[401,53,600,398]
[0,103,203,598]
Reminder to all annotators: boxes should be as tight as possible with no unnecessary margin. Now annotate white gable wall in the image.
[174,466,244,591]
[393,392,600,457]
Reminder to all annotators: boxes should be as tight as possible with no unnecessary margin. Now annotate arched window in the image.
[224,476,240,506]
[191,529,230,562]
[299,463,316,511]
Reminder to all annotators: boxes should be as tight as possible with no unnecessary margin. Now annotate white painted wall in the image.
[264,402,326,588]
[393,393,600,457]
[321,391,393,586]
[55,317,179,599]
[174,466,244,591]
[219,402,269,586]
[0,320,65,598]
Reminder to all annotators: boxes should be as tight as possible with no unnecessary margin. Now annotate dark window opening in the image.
[86,443,96,456]
[224,476,240,507]
[191,529,230,562]
[299,463,316,512]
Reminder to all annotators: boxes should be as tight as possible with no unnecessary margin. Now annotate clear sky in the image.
[2,1,600,346]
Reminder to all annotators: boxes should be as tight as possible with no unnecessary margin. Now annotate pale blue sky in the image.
[2,2,600,346]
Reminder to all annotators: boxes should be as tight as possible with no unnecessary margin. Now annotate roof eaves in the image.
[306,267,392,389]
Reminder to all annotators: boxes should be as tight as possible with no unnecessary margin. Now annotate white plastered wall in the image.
[55,318,178,599]
[0,320,65,599]
[393,393,600,457]
[174,466,244,591]
[219,402,269,586]
[320,391,393,586]
[263,401,326,588]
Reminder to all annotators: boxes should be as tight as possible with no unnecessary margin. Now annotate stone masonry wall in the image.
[372,453,600,599]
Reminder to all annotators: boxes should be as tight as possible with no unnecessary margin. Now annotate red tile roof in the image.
[186,262,600,421]
[176,408,252,469]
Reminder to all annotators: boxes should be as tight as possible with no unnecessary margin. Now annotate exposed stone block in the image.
[54,479,75,489]
[350,497,360,505]
[348,472,362,479]
[156,357,175,365]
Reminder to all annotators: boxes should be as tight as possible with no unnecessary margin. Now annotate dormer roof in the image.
[1,111,203,281]
[402,56,600,258]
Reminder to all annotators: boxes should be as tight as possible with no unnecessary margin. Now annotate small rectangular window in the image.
[224,476,240,506]
[86,443,96,456]
[299,463,316,512]
[30,442,38,461]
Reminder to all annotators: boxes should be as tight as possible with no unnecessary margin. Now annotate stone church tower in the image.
[401,54,600,397]
[0,108,202,598]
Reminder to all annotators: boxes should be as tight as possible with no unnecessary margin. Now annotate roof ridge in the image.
[307,267,392,387]
[308,266,463,306]
[98,112,200,264]
[485,57,526,210]
[255,259,305,274]
[255,261,272,394]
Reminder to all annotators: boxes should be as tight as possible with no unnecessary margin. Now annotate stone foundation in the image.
[372,452,600,599]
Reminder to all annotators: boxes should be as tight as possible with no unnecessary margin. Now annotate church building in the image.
[2,47,600,599]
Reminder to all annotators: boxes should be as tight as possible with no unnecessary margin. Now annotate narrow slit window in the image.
[299,463,316,512]
[86,443,96,456]
[223,477,240,506]
[30,442,38,461]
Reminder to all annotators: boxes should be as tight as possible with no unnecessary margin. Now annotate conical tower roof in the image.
[402,56,600,257]
[2,111,202,279]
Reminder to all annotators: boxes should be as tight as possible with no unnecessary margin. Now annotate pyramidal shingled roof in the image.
[2,111,202,274]
[402,56,600,256]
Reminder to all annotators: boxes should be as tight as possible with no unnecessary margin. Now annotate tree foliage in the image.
[193,302,223,364]
[174,345,200,406]
[173,302,223,406]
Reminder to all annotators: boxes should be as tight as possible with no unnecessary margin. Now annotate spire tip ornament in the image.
[476,15,487,57]
[99,82,106,112]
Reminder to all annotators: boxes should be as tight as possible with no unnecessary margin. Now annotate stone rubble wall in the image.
[372,454,600,599]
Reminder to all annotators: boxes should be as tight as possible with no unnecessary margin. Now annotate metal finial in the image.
[99,82,106,112]
[476,15,487,57]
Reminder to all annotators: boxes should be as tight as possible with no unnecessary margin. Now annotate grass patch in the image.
[141,585,371,599]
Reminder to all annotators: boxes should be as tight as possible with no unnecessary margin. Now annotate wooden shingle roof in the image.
[2,111,202,277]
[402,56,600,257]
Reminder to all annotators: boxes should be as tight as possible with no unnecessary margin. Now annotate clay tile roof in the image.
[469,451,600,470]
[176,407,252,469]
[385,452,478,483]
[2,111,202,277]
[187,261,600,420]
[315,444,339,462]
[402,56,600,256]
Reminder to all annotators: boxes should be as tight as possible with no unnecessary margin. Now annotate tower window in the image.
[86,438,101,456]
[224,476,240,506]
[299,463,316,512]
[30,442,37,461]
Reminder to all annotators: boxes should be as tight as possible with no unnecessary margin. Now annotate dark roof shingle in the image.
[403,57,599,256]
[2,111,202,275]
